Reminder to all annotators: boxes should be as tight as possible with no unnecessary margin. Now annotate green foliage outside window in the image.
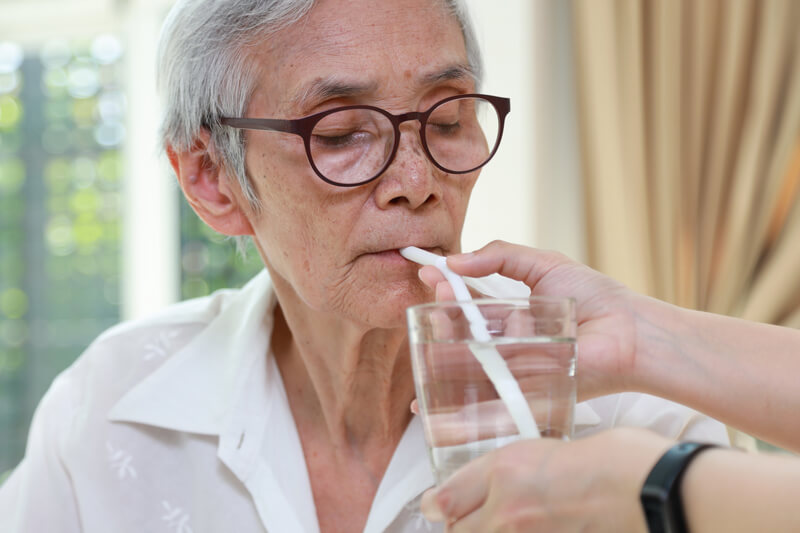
[0,37,126,473]
[179,198,264,299]
[0,35,262,476]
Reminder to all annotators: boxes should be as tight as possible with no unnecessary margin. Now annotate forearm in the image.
[682,448,800,532]
[632,296,800,451]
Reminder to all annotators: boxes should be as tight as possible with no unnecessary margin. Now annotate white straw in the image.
[401,247,540,439]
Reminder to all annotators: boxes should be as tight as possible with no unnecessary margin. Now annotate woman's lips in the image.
[368,249,409,264]
[361,247,443,266]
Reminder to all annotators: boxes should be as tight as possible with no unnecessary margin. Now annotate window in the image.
[0,37,126,472]
[0,20,261,475]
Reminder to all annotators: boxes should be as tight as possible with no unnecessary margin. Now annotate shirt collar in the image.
[108,269,275,435]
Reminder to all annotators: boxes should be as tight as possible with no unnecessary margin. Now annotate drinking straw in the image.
[401,246,541,439]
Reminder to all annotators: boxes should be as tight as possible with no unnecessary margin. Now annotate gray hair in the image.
[157,0,483,209]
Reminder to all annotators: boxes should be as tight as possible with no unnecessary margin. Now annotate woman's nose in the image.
[373,123,443,210]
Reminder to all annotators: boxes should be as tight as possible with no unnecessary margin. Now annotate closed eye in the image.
[428,121,461,136]
[312,130,373,148]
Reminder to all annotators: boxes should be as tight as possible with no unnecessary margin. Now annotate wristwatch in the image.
[640,442,718,533]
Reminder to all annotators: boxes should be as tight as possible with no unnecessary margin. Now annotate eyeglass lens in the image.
[309,96,499,185]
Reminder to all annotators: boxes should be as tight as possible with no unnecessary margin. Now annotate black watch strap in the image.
[640,442,718,533]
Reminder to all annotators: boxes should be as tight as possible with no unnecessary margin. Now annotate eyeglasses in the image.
[220,93,510,187]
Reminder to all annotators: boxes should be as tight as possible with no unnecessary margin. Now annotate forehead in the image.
[246,0,470,114]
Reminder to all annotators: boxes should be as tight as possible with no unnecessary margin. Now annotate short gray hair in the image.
[157,0,483,207]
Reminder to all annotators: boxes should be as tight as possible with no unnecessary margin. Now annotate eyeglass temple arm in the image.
[219,117,300,134]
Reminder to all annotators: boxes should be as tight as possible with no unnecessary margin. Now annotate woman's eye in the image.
[429,121,461,135]
[312,130,371,148]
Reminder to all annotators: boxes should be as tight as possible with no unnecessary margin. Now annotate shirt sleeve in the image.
[578,392,731,444]
[0,371,83,533]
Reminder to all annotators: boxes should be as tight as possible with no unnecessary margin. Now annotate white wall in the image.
[462,0,585,262]
[121,0,180,320]
[532,0,586,262]
[461,0,538,253]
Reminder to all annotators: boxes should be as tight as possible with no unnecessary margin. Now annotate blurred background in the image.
[1,0,799,475]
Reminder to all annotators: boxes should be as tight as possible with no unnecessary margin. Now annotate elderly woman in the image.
[0,0,727,532]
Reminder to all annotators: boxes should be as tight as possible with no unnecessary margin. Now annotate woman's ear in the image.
[166,129,254,236]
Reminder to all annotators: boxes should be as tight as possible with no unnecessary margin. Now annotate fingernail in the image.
[410,399,419,415]
[420,489,446,522]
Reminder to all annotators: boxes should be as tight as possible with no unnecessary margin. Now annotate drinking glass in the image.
[407,297,577,484]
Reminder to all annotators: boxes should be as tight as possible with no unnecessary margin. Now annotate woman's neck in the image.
[271,299,415,453]
[269,295,417,533]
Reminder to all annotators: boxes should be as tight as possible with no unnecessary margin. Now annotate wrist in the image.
[597,428,674,533]
[629,295,694,398]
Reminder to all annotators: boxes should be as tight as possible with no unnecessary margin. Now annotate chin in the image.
[353,280,434,330]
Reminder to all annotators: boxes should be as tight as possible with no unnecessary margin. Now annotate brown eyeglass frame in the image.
[219,93,510,187]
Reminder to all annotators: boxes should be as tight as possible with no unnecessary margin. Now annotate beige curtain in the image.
[572,0,800,447]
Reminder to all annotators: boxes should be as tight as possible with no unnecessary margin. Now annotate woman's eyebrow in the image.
[291,76,379,110]
[418,63,477,87]
[288,63,475,113]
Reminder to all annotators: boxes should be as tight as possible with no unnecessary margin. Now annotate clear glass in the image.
[406,297,577,484]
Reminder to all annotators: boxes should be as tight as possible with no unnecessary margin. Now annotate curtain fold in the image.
[572,0,800,449]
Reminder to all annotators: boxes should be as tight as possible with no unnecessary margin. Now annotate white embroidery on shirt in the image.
[143,330,181,360]
[106,441,138,480]
[161,500,193,533]
[403,499,434,531]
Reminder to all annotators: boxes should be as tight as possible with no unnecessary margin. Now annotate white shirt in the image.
[0,270,728,533]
